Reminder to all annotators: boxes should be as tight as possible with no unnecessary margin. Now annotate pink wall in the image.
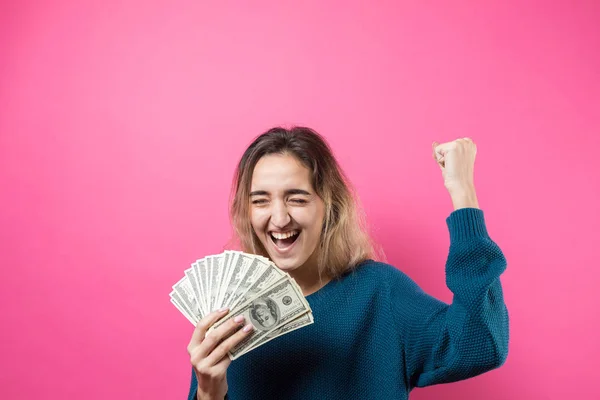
[1,1,599,399]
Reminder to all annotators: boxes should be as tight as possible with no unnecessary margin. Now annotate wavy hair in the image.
[229,126,380,279]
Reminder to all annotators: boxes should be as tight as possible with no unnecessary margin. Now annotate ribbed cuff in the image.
[446,207,490,242]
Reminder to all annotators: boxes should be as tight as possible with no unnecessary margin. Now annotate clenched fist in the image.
[432,138,480,210]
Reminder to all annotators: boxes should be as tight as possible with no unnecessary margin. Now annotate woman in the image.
[186,126,509,400]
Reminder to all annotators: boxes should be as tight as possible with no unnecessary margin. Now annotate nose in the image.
[270,200,291,229]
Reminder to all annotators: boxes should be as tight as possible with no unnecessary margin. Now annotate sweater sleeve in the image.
[187,368,197,400]
[186,368,229,400]
[391,207,509,389]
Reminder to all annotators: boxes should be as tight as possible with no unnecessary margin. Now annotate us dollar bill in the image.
[172,276,202,320]
[192,259,209,315]
[184,267,204,316]
[215,251,233,307]
[211,276,311,360]
[219,252,258,310]
[209,255,226,312]
[225,256,272,310]
[170,296,197,325]
[229,261,286,311]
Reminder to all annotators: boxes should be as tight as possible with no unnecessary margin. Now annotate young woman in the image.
[185,126,509,400]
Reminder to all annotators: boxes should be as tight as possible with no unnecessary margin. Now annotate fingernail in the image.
[243,324,254,332]
[217,307,228,313]
[234,315,245,324]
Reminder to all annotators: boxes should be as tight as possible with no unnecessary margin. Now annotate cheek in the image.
[291,207,324,234]
[311,206,326,237]
[250,209,269,234]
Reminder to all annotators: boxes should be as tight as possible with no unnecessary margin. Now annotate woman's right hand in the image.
[187,308,254,400]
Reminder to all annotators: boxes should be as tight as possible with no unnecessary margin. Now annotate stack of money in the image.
[170,250,314,359]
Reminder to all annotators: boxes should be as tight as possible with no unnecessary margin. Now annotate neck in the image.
[288,255,331,296]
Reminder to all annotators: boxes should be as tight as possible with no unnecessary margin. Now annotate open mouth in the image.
[269,230,300,249]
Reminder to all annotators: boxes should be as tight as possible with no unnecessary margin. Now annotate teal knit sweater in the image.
[186,208,509,399]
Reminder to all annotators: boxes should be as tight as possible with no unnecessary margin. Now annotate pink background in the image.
[1,1,599,399]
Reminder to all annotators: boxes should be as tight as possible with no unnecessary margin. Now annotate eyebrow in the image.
[249,189,312,196]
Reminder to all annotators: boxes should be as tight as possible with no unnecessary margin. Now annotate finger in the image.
[432,142,446,169]
[211,351,233,377]
[196,315,248,361]
[431,142,438,160]
[205,323,254,366]
[432,141,448,158]
[437,158,445,169]
[432,142,444,162]
[187,308,229,353]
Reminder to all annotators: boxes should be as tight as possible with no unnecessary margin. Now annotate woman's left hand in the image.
[432,138,480,209]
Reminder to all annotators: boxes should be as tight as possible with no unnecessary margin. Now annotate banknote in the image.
[184,267,204,317]
[218,252,258,310]
[230,263,286,311]
[192,259,209,316]
[170,297,196,325]
[169,251,314,358]
[225,255,271,311]
[171,276,201,322]
[210,276,311,360]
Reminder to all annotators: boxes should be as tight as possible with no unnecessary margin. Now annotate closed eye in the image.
[290,198,307,204]
[251,199,268,205]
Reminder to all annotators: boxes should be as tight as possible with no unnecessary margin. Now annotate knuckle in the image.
[189,349,203,366]
[190,356,201,369]
[198,319,211,331]
[193,354,211,369]
[187,339,202,355]
[204,333,218,347]
[196,364,210,376]
[213,342,232,358]
[188,335,205,354]
[201,314,219,327]
[212,347,226,360]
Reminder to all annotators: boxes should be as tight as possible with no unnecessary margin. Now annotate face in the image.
[249,153,325,274]
[255,305,274,326]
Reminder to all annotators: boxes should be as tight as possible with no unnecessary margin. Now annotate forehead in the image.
[251,153,312,190]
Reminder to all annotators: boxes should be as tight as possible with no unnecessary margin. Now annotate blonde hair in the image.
[229,126,381,279]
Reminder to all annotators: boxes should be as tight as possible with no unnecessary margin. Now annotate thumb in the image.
[432,141,445,168]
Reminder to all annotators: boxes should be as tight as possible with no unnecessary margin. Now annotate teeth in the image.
[271,231,298,240]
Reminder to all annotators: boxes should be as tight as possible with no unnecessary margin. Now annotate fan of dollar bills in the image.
[170,250,314,360]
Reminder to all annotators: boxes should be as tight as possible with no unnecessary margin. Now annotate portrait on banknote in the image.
[249,297,280,330]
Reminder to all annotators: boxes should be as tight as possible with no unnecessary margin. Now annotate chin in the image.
[274,259,303,272]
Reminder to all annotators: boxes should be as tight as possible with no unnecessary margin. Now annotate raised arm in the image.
[392,207,509,388]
